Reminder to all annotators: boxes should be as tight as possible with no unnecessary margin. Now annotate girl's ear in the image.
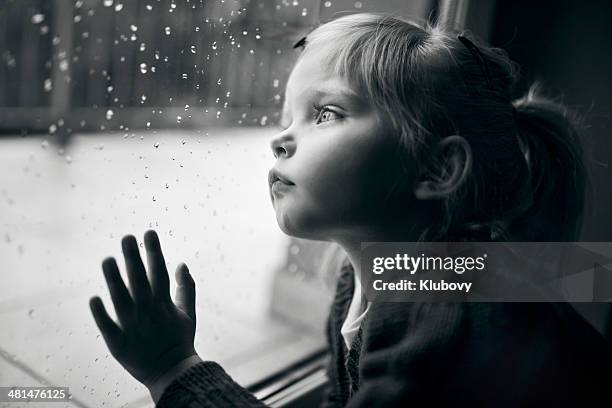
[414,135,472,200]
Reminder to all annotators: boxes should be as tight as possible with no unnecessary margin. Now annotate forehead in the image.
[282,50,365,113]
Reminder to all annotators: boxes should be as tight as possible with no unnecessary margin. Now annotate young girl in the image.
[89,13,612,407]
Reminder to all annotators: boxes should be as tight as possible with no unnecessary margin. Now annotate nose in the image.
[270,134,296,159]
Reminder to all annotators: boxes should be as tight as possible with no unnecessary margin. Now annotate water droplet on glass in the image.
[184,104,190,111]
[28,309,36,318]
[49,124,57,134]
[255,34,261,40]
[130,24,138,32]
[164,26,171,35]
[146,4,153,11]
[41,139,49,149]
[44,78,52,92]
[182,73,188,79]
[103,0,114,7]
[141,94,147,102]
[190,45,196,54]
[31,14,45,24]
[354,1,362,8]
[115,3,123,12]
[324,1,332,7]
[154,142,160,148]
[65,155,73,164]
[176,115,182,124]
[59,60,69,72]
[216,78,222,85]
[152,196,156,201]
[260,115,268,126]
[146,121,151,128]
[211,41,217,50]
[139,42,146,51]
[301,8,308,16]
[140,62,147,74]
[106,109,114,120]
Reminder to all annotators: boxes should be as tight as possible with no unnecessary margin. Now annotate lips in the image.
[268,168,294,188]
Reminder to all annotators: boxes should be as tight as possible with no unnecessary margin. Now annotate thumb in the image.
[174,263,196,321]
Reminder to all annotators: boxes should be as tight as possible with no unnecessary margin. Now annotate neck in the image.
[331,216,427,286]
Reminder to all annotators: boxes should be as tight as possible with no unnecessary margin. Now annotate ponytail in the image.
[508,83,587,241]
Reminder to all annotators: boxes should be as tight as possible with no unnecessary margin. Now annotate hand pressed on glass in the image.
[89,230,201,396]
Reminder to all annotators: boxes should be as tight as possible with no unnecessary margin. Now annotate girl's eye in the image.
[314,105,342,124]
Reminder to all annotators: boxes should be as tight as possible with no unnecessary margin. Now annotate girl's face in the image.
[268,49,411,241]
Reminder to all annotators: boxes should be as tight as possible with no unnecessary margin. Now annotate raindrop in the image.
[242,31,247,36]
[59,60,69,72]
[301,8,308,16]
[31,14,45,24]
[164,26,171,35]
[152,196,156,202]
[154,142,160,148]
[139,43,146,51]
[216,78,222,85]
[184,104,190,111]
[255,34,261,40]
[354,1,362,8]
[176,115,182,124]
[65,155,73,164]
[49,124,57,134]
[146,121,151,128]
[114,3,123,11]
[107,85,113,93]
[260,116,268,126]
[41,139,49,149]
[324,1,332,7]
[28,309,36,318]
[146,4,153,11]
[141,94,147,102]
[182,73,188,79]
[130,24,138,32]
[44,78,52,92]
[190,45,196,54]
[273,79,279,88]
[216,111,221,118]
[211,41,217,50]
[103,0,113,6]
[140,63,147,74]
[106,109,114,120]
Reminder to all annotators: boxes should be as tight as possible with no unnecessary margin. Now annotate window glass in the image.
[0,1,431,406]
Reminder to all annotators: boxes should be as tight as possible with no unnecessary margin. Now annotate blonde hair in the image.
[295,13,586,242]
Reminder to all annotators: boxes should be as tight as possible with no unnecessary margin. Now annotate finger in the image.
[144,230,171,304]
[121,235,153,308]
[102,257,135,328]
[175,263,196,321]
[89,296,124,353]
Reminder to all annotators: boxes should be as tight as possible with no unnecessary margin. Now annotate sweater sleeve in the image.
[156,361,268,408]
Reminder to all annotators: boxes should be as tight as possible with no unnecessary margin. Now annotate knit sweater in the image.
[157,261,612,407]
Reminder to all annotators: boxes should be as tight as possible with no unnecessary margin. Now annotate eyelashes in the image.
[278,104,344,131]
[312,103,343,124]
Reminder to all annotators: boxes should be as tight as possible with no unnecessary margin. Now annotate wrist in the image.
[148,353,203,404]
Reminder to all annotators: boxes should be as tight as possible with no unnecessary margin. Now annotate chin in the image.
[275,209,331,241]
